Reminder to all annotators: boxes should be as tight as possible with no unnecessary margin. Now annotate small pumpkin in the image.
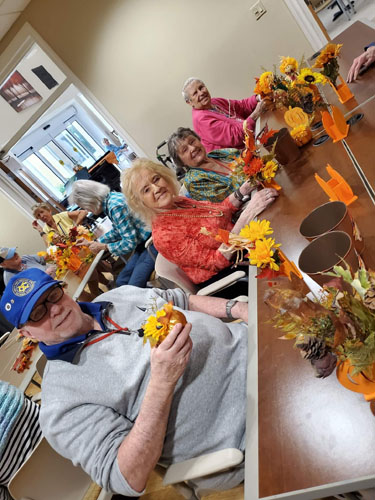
[284,106,309,129]
[290,125,312,147]
[142,301,187,347]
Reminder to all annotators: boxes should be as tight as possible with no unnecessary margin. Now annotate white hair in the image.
[69,180,110,214]
[182,77,205,102]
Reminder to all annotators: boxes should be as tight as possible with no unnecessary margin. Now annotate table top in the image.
[246,21,375,500]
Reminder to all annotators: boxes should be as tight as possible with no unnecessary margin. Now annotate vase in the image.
[264,127,301,165]
[298,230,358,288]
[329,75,354,104]
[336,361,375,415]
[299,200,364,255]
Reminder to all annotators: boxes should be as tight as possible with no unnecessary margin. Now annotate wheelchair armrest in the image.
[162,448,244,485]
[197,270,246,296]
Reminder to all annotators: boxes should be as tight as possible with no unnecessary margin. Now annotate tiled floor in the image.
[317,0,375,39]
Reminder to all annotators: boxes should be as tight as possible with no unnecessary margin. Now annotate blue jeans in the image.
[116,244,157,288]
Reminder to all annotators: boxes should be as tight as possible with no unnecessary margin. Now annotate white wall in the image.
[0,0,314,159]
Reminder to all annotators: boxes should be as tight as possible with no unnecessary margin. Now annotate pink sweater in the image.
[192,96,258,152]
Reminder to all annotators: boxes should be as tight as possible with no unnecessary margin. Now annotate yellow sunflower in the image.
[249,237,280,270]
[240,219,273,242]
[313,43,342,68]
[143,309,168,347]
[279,56,298,75]
[261,160,278,181]
[296,68,327,85]
[254,71,274,95]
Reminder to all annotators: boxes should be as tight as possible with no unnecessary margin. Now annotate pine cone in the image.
[364,287,375,311]
[301,94,314,114]
[296,335,328,360]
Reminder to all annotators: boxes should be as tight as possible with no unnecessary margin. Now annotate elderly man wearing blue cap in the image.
[1,268,248,498]
[0,247,55,286]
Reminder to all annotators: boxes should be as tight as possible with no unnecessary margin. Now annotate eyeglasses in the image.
[28,286,64,323]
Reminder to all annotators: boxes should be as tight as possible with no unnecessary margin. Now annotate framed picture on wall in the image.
[0,70,42,112]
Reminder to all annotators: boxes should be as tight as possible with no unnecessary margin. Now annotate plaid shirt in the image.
[98,192,150,256]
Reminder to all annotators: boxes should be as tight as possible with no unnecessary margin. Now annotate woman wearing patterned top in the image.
[0,381,42,500]
[70,180,156,288]
[168,127,245,203]
[122,159,278,285]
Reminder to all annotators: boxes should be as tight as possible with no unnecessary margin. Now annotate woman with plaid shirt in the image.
[70,180,156,288]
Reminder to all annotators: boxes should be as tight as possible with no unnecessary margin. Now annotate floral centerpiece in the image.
[201,219,301,281]
[312,43,342,87]
[265,264,375,381]
[254,57,328,115]
[39,226,95,279]
[312,43,353,104]
[230,124,280,189]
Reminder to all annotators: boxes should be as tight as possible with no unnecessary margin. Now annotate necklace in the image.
[211,100,242,123]
[161,207,224,218]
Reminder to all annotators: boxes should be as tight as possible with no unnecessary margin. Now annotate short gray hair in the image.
[167,127,201,168]
[182,77,205,102]
[69,180,110,214]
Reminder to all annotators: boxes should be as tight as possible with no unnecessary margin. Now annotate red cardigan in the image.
[152,197,237,284]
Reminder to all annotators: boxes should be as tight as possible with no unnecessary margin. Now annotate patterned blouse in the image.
[183,149,244,203]
[152,196,237,284]
[98,192,151,256]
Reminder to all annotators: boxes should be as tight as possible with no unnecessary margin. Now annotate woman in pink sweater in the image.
[182,77,267,152]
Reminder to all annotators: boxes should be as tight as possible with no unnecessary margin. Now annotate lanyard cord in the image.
[83,315,129,349]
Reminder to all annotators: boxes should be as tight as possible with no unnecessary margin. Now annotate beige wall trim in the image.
[283,0,328,51]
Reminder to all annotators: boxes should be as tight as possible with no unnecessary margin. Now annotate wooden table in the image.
[246,22,375,500]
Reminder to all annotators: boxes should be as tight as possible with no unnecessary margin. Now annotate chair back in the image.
[155,254,199,294]
[8,438,93,500]
[36,354,47,379]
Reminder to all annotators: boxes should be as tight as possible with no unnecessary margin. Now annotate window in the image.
[22,154,65,201]
[66,121,104,160]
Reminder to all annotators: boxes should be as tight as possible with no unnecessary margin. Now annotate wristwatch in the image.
[234,188,250,204]
[226,299,238,320]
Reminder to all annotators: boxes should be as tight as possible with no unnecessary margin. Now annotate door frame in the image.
[283,0,329,51]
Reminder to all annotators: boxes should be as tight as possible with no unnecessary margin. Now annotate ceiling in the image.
[0,0,30,42]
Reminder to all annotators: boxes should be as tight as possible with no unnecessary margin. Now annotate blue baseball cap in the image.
[0,247,16,263]
[0,268,62,328]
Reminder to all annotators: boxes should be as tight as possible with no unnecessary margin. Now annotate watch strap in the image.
[226,299,237,320]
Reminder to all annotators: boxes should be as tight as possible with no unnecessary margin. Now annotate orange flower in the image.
[244,157,263,176]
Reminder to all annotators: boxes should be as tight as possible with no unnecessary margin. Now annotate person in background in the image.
[347,42,375,83]
[122,158,277,286]
[0,381,42,500]
[0,268,248,498]
[182,77,267,152]
[31,202,88,246]
[70,179,156,288]
[167,127,244,202]
[102,138,129,163]
[0,247,55,286]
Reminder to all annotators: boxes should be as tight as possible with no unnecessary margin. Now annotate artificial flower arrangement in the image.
[312,43,353,104]
[230,124,280,188]
[312,43,343,87]
[141,301,187,347]
[201,219,301,281]
[265,263,375,380]
[38,225,95,279]
[254,56,328,115]
[12,336,39,373]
